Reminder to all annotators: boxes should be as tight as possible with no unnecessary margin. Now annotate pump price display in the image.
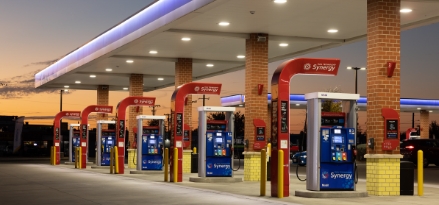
[82,125,87,139]
[119,120,125,138]
[55,128,59,140]
[386,120,398,139]
[271,100,278,148]
[280,101,288,133]
[176,113,183,136]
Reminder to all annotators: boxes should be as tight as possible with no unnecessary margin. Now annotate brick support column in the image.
[420,110,429,139]
[97,85,109,129]
[175,58,193,148]
[175,58,192,173]
[243,33,269,181]
[366,0,402,196]
[128,74,143,148]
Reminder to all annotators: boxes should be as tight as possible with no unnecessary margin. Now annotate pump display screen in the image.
[149,139,156,144]
[333,136,343,143]
[216,138,223,143]
[108,141,113,145]
[334,129,341,134]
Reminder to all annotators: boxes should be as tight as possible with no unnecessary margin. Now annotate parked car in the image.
[291,151,307,166]
[400,139,439,167]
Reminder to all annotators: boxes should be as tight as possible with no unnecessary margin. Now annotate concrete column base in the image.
[127,149,137,169]
[364,154,403,196]
[243,151,261,181]
[183,150,192,173]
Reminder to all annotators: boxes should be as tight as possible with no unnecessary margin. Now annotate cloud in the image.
[24,58,58,67]
[0,69,73,99]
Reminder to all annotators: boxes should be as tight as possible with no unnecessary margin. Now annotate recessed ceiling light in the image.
[64,89,69,92]
[181,37,191,41]
[327,29,338,33]
[105,68,112,72]
[75,81,81,84]
[417,108,421,110]
[295,104,300,106]
[429,110,433,113]
[239,104,243,107]
[237,55,245,59]
[218,22,230,26]
[123,87,128,90]
[157,78,164,81]
[149,50,158,54]
[279,43,288,47]
[90,75,96,78]
[347,67,352,70]
[206,64,214,67]
[126,60,134,63]
[64,85,69,88]
[400,8,412,13]
[273,0,287,4]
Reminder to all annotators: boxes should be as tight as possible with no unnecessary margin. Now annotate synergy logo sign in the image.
[65,112,80,117]
[148,160,161,164]
[304,63,337,72]
[331,172,353,180]
[213,163,230,169]
[133,98,154,105]
[95,107,112,113]
[194,86,220,93]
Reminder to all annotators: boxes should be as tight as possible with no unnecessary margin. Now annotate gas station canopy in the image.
[220,94,439,112]
[35,0,439,91]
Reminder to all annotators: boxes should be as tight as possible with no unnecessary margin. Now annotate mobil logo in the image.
[322,171,329,179]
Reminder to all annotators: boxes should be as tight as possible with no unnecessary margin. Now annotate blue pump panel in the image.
[101,133,115,166]
[320,127,355,190]
[71,133,80,162]
[141,133,163,170]
[205,131,233,177]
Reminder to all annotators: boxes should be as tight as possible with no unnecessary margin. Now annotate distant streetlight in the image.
[347,67,366,94]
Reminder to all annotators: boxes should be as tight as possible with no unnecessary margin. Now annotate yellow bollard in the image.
[164,148,169,182]
[267,143,271,157]
[78,147,82,169]
[53,146,57,165]
[260,149,266,196]
[173,148,178,183]
[115,147,119,174]
[50,146,54,165]
[418,150,424,196]
[110,147,114,174]
[278,150,284,198]
[193,147,197,154]
[75,147,79,169]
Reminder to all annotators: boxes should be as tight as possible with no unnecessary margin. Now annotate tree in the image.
[148,119,159,126]
[206,111,245,136]
[430,120,439,139]
[321,86,342,112]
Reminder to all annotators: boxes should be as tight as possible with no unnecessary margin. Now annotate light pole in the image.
[150,105,161,115]
[347,67,366,94]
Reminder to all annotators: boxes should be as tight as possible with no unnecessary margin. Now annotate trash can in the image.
[400,161,414,195]
[191,153,198,173]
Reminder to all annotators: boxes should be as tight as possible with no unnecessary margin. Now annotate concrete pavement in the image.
[1,159,438,205]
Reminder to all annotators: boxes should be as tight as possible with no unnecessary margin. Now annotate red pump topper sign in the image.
[253,119,266,150]
[115,96,156,174]
[170,82,222,182]
[53,111,80,165]
[271,58,340,197]
[382,108,400,151]
[79,105,113,169]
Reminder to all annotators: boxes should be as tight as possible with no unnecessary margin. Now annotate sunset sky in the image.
[1,0,439,133]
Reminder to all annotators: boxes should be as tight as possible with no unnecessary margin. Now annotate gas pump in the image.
[96,121,116,166]
[305,92,359,191]
[69,124,80,163]
[136,115,165,171]
[198,107,235,178]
